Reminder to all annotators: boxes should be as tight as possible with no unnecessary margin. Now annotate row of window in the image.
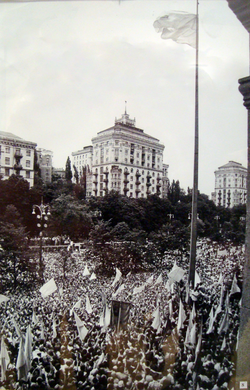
[4,157,31,167]
[4,168,31,178]
[3,147,31,156]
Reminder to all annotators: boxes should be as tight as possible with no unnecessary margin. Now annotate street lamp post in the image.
[32,198,50,281]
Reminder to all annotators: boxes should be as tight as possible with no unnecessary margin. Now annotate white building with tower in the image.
[213,161,247,208]
[72,109,168,198]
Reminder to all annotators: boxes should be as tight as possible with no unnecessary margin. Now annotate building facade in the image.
[72,110,167,198]
[214,161,247,207]
[36,148,53,184]
[0,131,37,187]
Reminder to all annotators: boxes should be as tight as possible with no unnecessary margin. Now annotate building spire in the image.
[125,101,127,114]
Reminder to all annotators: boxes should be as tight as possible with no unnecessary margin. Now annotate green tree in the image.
[0,205,36,291]
[73,165,79,184]
[65,156,73,182]
[50,194,92,240]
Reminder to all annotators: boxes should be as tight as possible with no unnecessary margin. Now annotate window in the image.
[26,171,31,179]
[26,160,31,167]
[5,168,10,176]
[5,147,10,153]
[5,157,10,165]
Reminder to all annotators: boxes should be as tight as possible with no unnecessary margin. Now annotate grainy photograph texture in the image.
[0,1,249,389]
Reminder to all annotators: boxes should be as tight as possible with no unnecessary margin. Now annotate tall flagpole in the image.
[188,0,199,289]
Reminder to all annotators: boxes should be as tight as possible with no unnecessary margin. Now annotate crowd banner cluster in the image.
[0,238,244,389]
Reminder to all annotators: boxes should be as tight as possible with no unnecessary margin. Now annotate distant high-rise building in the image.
[72,109,168,198]
[36,148,53,184]
[214,161,247,207]
[0,131,37,187]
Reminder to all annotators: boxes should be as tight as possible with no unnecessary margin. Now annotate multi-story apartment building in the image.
[72,110,167,198]
[36,148,53,184]
[0,131,37,187]
[213,161,247,207]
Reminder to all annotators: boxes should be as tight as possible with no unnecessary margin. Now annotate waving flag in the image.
[0,295,9,305]
[16,337,28,381]
[39,278,57,298]
[177,299,186,333]
[111,268,122,287]
[74,312,88,341]
[154,11,196,48]
[152,306,161,333]
[83,264,91,277]
[24,325,33,372]
[86,295,93,314]
[0,338,10,381]
[230,274,241,296]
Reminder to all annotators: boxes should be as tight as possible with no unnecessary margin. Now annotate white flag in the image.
[111,268,122,287]
[0,338,10,381]
[177,299,186,333]
[146,275,154,284]
[74,312,88,341]
[154,11,197,48]
[86,295,93,314]
[168,264,186,283]
[39,278,57,298]
[133,284,145,295]
[0,295,9,305]
[230,274,241,296]
[83,264,90,277]
[90,272,97,281]
[152,306,161,333]
[194,271,201,287]
[155,274,163,285]
[16,337,28,381]
[24,325,33,372]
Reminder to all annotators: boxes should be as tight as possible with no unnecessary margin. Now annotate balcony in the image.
[14,151,23,158]
[136,181,141,186]
[14,164,23,171]
[124,179,129,184]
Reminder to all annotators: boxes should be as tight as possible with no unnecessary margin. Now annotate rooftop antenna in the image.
[125,101,127,114]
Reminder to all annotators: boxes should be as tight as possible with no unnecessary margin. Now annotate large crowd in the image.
[0,238,244,390]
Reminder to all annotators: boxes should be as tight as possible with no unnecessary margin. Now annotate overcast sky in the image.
[0,0,249,196]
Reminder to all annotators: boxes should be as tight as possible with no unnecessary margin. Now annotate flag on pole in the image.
[52,315,57,339]
[112,284,125,298]
[86,295,93,314]
[16,337,28,381]
[218,307,229,335]
[206,307,215,334]
[230,274,241,296]
[39,278,57,298]
[111,268,122,287]
[133,284,145,295]
[155,274,163,285]
[194,270,201,287]
[83,264,90,277]
[153,11,197,48]
[24,325,33,372]
[12,318,23,340]
[74,312,88,341]
[168,264,186,284]
[0,295,9,305]
[70,299,82,316]
[32,310,39,325]
[177,299,186,333]
[146,275,154,285]
[152,306,161,333]
[0,338,10,381]
[90,272,97,281]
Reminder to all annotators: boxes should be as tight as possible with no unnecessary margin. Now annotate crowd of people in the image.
[0,238,244,390]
